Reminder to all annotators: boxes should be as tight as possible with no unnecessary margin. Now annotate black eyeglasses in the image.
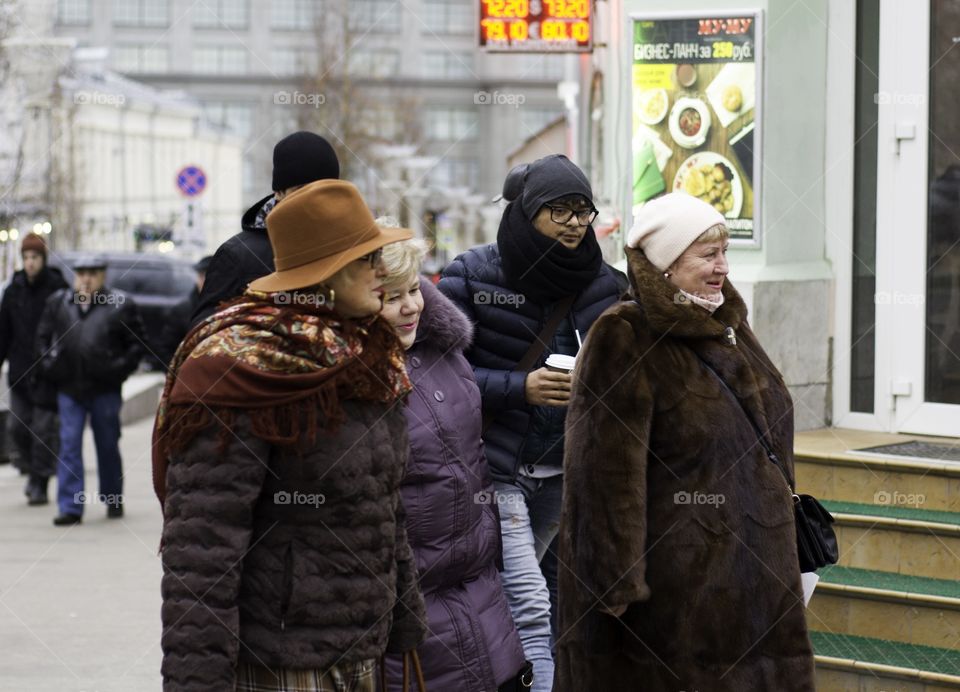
[544,204,599,226]
[357,248,383,267]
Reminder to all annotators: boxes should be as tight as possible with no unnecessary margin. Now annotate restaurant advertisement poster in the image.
[631,11,762,244]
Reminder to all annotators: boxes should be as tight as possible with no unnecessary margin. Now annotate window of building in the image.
[203,102,255,139]
[271,0,315,29]
[348,50,400,78]
[424,107,477,141]
[194,0,249,29]
[113,45,170,73]
[357,108,399,140]
[422,52,474,79]
[517,54,565,80]
[113,0,169,27]
[519,108,564,135]
[422,0,473,34]
[428,157,479,189]
[271,48,317,76]
[193,46,249,75]
[348,0,401,33]
[850,0,879,412]
[56,0,91,25]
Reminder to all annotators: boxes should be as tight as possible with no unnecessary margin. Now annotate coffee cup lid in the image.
[545,354,577,369]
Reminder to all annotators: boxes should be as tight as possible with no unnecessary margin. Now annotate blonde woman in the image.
[378,233,530,692]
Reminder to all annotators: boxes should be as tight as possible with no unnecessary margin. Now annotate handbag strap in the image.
[481,292,577,434]
[379,650,427,692]
[692,352,793,490]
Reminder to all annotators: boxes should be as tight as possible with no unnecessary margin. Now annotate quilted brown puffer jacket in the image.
[160,401,426,691]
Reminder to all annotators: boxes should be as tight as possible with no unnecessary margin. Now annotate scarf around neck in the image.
[679,289,725,313]
[497,200,603,303]
[151,291,411,506]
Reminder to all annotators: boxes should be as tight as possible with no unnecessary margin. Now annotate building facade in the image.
[51,0,573,248]
[590,0,960,441]
[0,2,243,269]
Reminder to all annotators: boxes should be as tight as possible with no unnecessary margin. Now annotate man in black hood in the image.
[0,232,68,505]
[189,131,340,326]
[156,255,212,367]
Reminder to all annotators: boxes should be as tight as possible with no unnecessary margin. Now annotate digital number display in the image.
[479,0,592,53]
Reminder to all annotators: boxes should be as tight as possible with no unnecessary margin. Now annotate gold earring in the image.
[315,285,335,308]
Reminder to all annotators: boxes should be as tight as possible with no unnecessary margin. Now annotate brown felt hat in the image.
[249,180,413,292]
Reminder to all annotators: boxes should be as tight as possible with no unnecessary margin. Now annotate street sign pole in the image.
[176,165,207,253]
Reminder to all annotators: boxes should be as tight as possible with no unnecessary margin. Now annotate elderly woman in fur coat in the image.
[378,236,530,691]
[555,193,816,690]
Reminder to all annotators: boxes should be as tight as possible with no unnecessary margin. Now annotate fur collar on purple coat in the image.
[413,276,473,353]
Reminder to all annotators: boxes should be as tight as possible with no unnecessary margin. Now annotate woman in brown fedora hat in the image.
[153,180,427,692]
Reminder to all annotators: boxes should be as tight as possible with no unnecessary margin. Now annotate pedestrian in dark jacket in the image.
[35,254,146,525]
[156,255,212,367]
[155,180,425,692]
[0,232,68,504]
[555,193,816,690]
[190,131,340,326]
[378,237,530,692]
[438,155,625,691]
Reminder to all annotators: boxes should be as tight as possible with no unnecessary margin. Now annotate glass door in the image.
[876,0,960,435]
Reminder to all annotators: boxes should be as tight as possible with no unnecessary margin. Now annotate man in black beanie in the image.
[190,131,340,326]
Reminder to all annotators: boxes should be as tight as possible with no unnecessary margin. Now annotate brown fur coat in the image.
[554,248,815,691]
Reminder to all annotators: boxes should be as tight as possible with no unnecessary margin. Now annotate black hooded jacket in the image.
[190,194,276,326]
[0,266,68,396]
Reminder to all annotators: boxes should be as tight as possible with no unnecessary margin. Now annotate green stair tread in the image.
[819,565,960,600]
[811,631,960,676]
[821,499,960,527]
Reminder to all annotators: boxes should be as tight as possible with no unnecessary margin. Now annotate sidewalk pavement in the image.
[0,413,163,691]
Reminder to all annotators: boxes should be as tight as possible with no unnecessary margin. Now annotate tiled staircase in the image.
[795,429,960,691]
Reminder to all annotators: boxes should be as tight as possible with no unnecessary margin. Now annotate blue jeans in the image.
[494,475,563,692]
[56,392,123,517]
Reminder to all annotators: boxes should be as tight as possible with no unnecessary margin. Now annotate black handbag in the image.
[695,355,839,573]
[498,661,535,691]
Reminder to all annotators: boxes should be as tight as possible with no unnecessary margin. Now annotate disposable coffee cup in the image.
[545,354,576,374]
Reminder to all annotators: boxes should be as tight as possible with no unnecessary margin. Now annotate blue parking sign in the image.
[176,165,207,197]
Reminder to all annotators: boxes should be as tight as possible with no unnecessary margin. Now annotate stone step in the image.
[794,427,960,512]
[813,631,960,690]
[795,452,960,512]
[808,566,960,650]
[821,500,960,580]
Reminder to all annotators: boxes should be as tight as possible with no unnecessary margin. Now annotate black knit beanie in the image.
[502,153,593,221]
[271,131,340,192]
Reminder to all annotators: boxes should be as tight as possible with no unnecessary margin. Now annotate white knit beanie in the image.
[626,193,726,271]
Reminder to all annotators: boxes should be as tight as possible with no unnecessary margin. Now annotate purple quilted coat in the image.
[383,279,526,691]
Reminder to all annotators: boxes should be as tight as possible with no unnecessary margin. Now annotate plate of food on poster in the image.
[673,152,743,217]
[668,97,711,149]
[635,88,669,125]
